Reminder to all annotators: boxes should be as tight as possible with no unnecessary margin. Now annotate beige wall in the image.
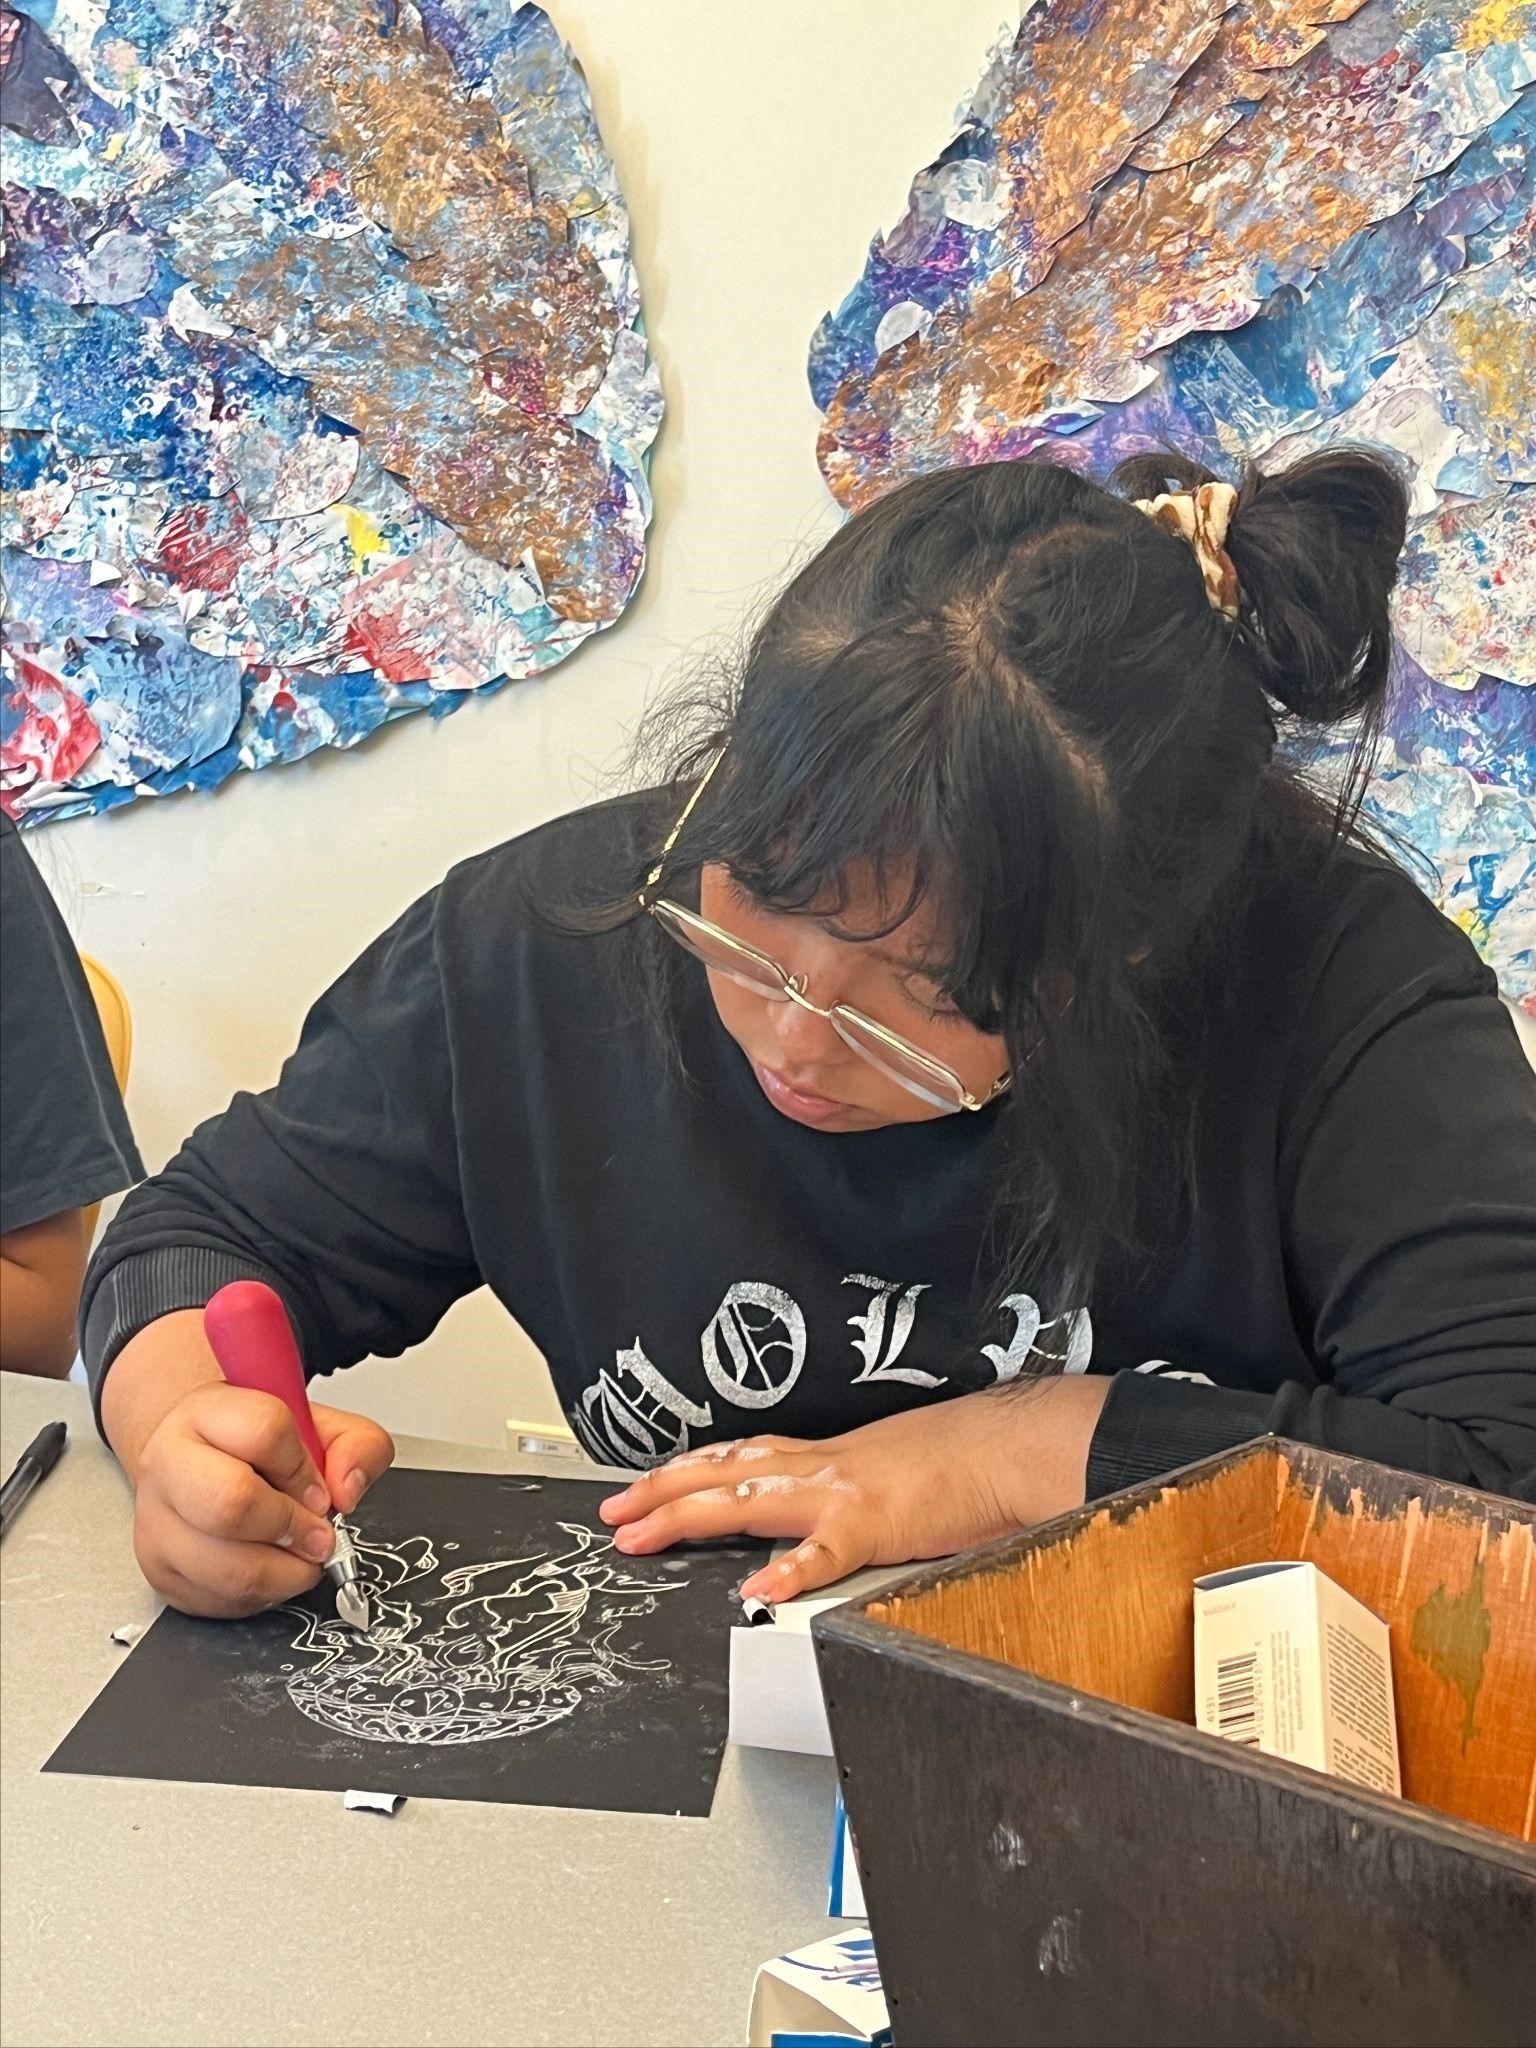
[35,0,1011,1447]
[34,1,1536,1446]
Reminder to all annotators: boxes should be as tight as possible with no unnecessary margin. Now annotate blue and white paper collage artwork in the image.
[1,0,662,823]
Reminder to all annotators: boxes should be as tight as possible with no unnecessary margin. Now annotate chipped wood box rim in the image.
[813,1437,1536,1856]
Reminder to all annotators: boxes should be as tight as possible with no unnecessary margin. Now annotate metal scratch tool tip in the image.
[327,1522,372,1632]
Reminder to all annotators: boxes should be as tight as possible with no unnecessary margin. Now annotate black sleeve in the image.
[1088,978,1536,1503]
[0,815,144,1235]
[81,884,482,1429]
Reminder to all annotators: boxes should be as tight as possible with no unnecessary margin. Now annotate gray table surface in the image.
[1,1373,841,2048]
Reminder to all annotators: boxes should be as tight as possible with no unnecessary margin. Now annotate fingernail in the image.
[303,1483,330,1516]
[613,1528,638,1551]
[343,1468,367,1511]
[302,1524,335,1564]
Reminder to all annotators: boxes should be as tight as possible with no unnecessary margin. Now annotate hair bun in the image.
[1225,449,1409,726]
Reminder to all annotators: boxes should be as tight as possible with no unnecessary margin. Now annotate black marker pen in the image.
[0,1421,67,1538]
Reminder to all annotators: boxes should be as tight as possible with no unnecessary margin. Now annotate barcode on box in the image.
[1193,1561,1401,1795]
[1215,1650,1261,1745]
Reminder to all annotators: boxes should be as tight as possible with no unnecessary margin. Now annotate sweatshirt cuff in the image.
[81,1246,288,1441]
[1086,1371,1276,1498]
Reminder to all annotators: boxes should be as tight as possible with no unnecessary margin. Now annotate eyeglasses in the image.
[637,751,1010,1115]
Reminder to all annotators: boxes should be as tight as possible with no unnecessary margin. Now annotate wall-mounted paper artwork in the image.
[810,0,1534,1007]
[1,0,662,824]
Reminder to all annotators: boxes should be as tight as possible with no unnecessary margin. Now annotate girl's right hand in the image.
[130,1383,394,1618]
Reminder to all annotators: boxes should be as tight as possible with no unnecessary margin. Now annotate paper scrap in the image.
[109,1624,145,1648]
[343,1788,406,1815]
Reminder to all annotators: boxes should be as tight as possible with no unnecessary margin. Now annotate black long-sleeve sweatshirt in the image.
[82,793,1536,1500]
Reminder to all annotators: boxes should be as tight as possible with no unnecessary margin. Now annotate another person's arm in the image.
[0,1209,89,1377]
[0,814,143,1376]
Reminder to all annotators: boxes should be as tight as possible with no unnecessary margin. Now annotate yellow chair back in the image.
[79,954,134,1242]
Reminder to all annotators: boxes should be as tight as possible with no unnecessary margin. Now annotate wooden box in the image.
[813,1439,1536,2048]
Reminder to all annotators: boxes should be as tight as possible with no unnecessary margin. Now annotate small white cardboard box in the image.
[728,1562,912,1756]
[1193,1560,1401,1797]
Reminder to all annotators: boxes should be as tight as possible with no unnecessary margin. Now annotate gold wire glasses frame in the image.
[637,750,1011,1115]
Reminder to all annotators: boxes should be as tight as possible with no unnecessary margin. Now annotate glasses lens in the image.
[830,1009,967,1113]
[652,901,788,999]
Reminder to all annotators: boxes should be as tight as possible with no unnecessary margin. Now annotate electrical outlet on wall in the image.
[505,1419,583,1461]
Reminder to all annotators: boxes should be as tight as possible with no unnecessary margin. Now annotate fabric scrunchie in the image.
[1133,481,1241,621]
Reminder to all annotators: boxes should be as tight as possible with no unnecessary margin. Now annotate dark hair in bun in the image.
[1115,445,1409,723]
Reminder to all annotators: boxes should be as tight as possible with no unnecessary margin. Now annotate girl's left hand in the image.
[598,1376,1112,1602]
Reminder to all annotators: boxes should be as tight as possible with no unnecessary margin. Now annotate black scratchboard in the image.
[47,1467,764,1817]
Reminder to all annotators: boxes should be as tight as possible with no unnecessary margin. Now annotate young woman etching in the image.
[85,453,1536,1619]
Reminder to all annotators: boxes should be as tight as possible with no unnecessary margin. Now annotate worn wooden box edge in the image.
[811,1435,1536,1867]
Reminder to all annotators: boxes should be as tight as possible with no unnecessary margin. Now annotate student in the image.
[1,813,144,1378]
[82,452,1536,1618]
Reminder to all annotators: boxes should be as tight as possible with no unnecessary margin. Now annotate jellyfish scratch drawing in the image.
[48,1470,755,1813]
[280,1521,685,1748]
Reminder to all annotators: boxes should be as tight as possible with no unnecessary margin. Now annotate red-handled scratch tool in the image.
[203,1281,372,1631]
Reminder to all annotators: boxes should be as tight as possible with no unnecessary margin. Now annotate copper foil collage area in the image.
[809,0,1535,1008]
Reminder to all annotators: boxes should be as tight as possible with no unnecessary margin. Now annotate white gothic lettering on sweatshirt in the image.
[571,1276,1092,1468]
